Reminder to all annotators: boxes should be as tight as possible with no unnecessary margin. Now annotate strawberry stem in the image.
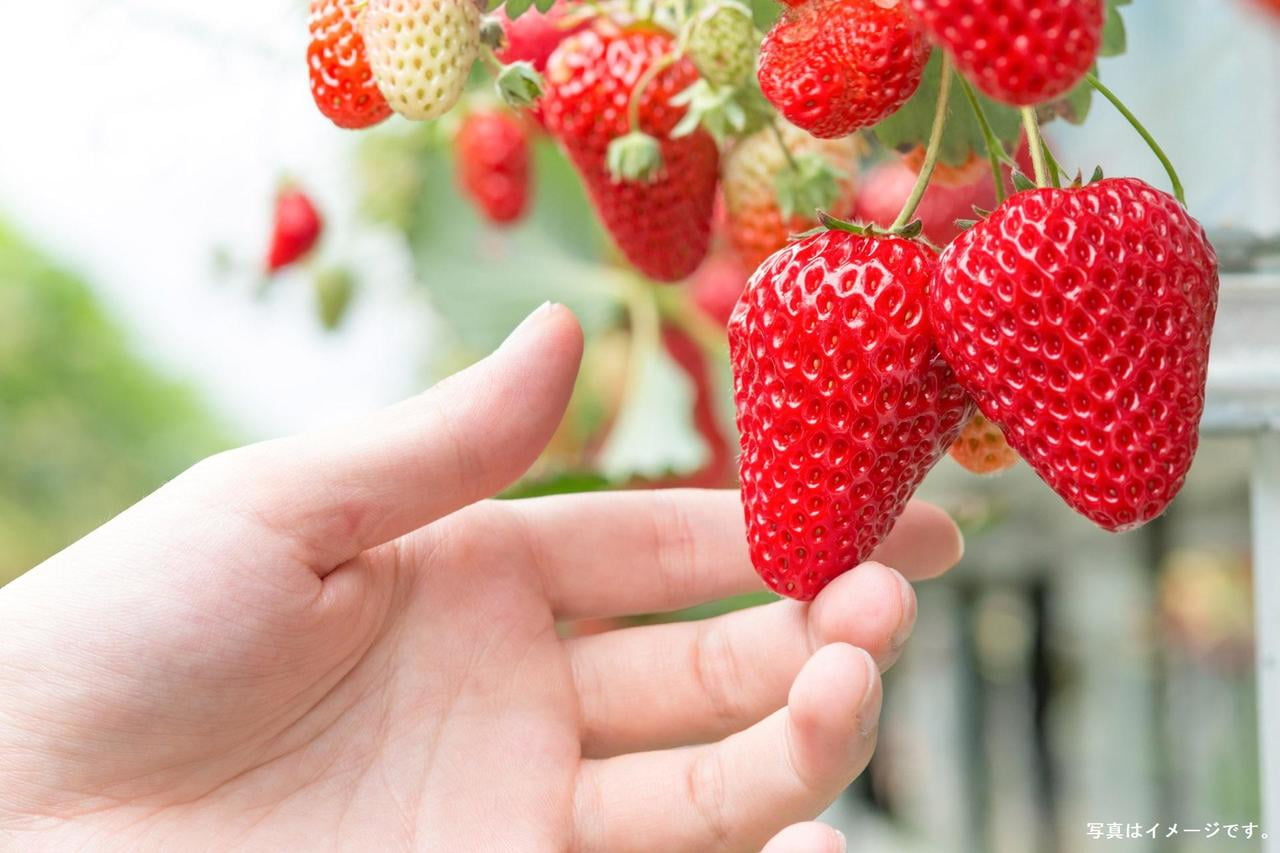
[1020,107,1050,187]
[1084,73,1186,205]
[628,52,677,134]
[957,76,1007,205]
[769,121,802,173]
[654,286,730,358]
[890,55,954,232]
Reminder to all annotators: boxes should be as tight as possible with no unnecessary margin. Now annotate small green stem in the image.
[1085,72,1185,205]
[1020,107,1049,187]
[891,55,954,231]
[957,76,1006,205]
[628,53,676,132]
[769,120,801,173]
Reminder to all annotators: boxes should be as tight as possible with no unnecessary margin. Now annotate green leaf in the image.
[873,52,1022,168]
[533,0,557,11]
[598,342,710,480]
[502,0,535,20]
[405,143,620,355]
[1100,0,1128,57]
[774,152,843,219]
[501,471,614,499]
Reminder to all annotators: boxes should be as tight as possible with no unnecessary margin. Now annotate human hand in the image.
[0,304,962,852]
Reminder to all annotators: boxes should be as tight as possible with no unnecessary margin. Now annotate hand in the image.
[0,304,962,852]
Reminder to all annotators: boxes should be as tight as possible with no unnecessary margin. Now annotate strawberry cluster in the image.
[297,0,1222,602]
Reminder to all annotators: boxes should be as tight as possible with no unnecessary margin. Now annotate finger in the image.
[182,303,583,570]
[762,823,846,853]
[572,643,882,853]
[509,489,960,619]
[868,499,964,581]
[571,561,913,757]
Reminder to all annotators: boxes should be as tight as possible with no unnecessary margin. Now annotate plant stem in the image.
[891,55,954,231]
[957,76,1007,205]
[628,53,676,132]
[769,120,801,173]
[1085,72,1186,205]
[1020,107,1049,187]
[655,285,730,359]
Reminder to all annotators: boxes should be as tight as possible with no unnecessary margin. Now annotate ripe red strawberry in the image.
[722,124,861,270]
[928,178,1219,530]
[266,185,323,273]
[455,109,531,225]
[758,0,931,139]
[906,0,1104,106]
[949,413,1019,474]
[496,0,584,72]
[542,22,719,282]
[307,0,392,129]
[691,250,751,327]
[730,230,972,600]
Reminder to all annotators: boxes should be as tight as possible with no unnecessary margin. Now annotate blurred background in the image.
[1,0,1279,850]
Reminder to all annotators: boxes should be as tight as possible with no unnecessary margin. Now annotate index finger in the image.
[505,490,963,619]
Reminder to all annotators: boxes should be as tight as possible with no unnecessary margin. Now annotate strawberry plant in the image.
[280,0,1218,600]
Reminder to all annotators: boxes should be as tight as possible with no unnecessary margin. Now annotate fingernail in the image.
[834,830,848,853]
[855,648,882,738]
[500,301,555,351]
[889,570,917,652]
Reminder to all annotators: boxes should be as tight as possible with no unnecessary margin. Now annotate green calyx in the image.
[606,131,664,183]
[814,211,924,241]
[774,153,843,220]
[670,80,771,144]
[495,61,545,108]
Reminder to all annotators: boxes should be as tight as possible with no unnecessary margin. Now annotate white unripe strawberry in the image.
[363,0,482,121]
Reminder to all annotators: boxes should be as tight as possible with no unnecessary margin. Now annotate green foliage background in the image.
[0,222,230,584]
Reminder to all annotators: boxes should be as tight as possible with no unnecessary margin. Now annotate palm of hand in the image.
[0,307,961,852]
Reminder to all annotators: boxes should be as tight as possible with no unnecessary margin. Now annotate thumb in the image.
[187,302,583,570]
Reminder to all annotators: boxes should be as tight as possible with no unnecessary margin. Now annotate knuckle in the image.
[686,748,734,850]
[691,619,750,730]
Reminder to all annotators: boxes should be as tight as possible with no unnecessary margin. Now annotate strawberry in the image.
[542,21,719,282]
[691,250,751,327]
[757,0,931,139]
[730,229,972,600]
[496,0,584,72]
[722,124,860,270]
[687,1,756,88]
[266,185,323,273]
[949,413,1019,474]
[363,0,481,121]
[928,178,1219,530]
[906,0,1104,106]
[308,0,393,129]
[455,109,531,225]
